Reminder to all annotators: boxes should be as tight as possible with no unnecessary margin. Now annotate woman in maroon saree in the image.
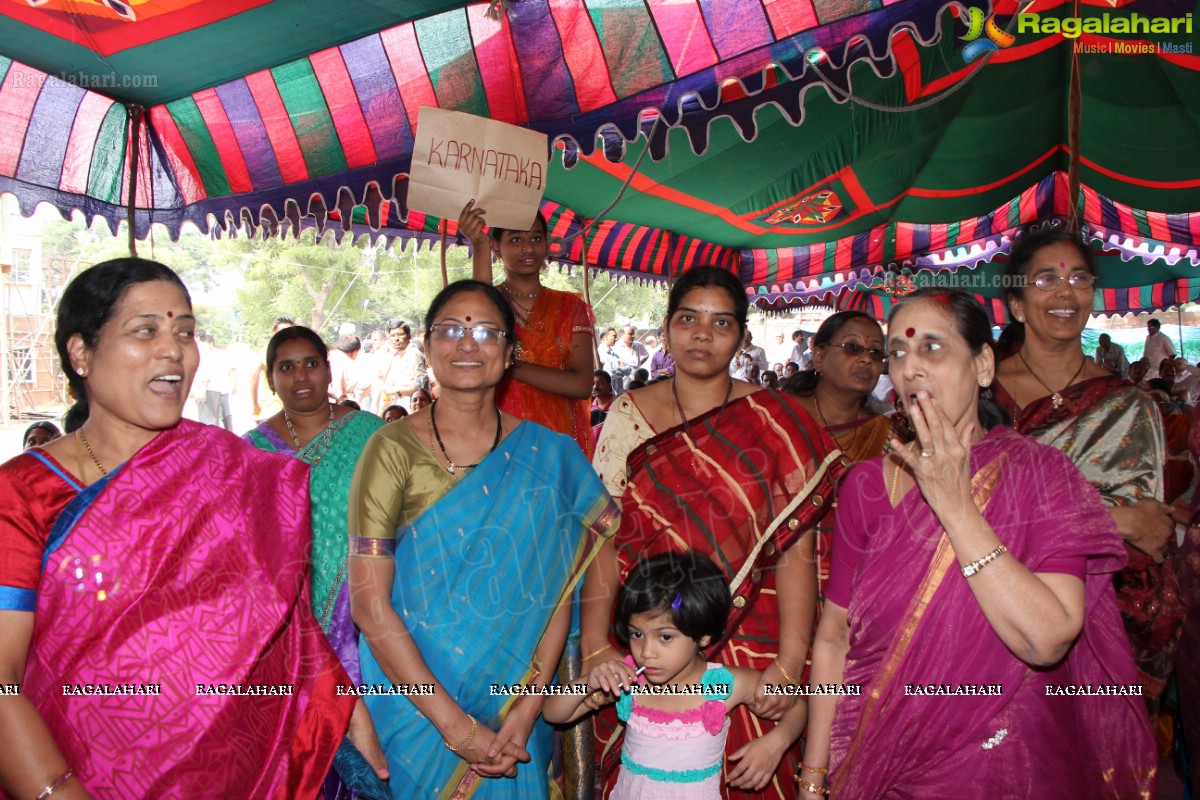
[803,289,1155,799]
[587,267,845,800]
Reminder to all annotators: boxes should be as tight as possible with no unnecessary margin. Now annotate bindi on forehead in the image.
[906,327,916,338]
[167,310,173,318]
[465,316,472,322]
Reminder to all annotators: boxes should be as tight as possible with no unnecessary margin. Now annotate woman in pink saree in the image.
[0,259,353,800]
[802,289,1155,799]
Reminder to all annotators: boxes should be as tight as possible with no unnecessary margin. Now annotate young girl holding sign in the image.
[459,200,597,456]
[544,552,807,798]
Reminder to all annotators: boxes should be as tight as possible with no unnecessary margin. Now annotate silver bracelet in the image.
[35,768,74,800]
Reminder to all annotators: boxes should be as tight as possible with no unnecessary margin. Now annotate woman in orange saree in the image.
[586,267,846,800]
[462,201,596,456]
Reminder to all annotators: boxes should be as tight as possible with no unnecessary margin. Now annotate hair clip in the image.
[671,594,683,610]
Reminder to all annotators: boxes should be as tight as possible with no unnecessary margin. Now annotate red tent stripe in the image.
[243,71,310,184]
[1083,186,1102,225]
[192,88,254,194]
[647,0,719,77]
[546,0,618,112]
[149,106,207,203]
[1115,202,1136,238]
[762,0,818,39]
[0,65,41,177]
[895,224,913,261]
[60,93,115,195]
[469,5,529,124]
[1147,210,1170,241]
[1017,186,1037,223]
[310,48,378,169]
[380,25,439,133]
[1153,283,1165,307]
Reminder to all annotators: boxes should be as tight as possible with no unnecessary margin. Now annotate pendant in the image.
[1051,392,1063,409]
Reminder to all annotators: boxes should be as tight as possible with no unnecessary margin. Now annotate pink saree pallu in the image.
[828,428,1156,799]
[12,421,354,800]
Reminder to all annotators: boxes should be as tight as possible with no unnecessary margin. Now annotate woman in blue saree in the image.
[348,280,618,799]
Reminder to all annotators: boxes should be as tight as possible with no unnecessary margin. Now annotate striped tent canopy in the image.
[0,0,1197,311]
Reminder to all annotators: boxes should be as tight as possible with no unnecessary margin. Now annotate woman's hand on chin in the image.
[1111,500,1173,562]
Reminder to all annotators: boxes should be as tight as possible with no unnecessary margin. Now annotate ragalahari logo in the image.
[960,7,1017,63]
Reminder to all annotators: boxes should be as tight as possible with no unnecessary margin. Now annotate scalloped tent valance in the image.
[0,0,1196,314]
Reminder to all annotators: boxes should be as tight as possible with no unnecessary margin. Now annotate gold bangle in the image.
[795,776,830,796]
[961,544,1008,578]
[801,764,830,775]
[774,658,801,686]
[444,715,478,753]
[35,768,75,800]
[583,644,614,662]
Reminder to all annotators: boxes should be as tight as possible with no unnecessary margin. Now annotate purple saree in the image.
[826,427,1155,798]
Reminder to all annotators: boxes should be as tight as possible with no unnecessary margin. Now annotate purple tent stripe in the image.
[214,79,283,192]
[16,80,84,188]
[342,36,411,162]
[508,0,580,122]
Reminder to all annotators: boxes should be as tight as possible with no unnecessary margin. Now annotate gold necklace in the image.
[888,449,908,505]
[500,281,540,300]
[76,428,108,476]
[1016,349,1086,409]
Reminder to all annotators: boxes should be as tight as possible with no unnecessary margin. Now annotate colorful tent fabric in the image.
[0,0,1197,313]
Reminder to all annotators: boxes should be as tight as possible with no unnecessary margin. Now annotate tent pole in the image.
[581,221,601,368]
[1065,0,1082,232]
[439,220,448,288]
[126,104,144,258]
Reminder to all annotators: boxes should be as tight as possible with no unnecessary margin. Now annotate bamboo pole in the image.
[127,105,144,257]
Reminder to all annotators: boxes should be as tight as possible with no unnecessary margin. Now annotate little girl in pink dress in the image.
[546,551,807,797]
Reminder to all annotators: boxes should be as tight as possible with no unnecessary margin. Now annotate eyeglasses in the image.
[429,324,508,345]
[1031,272,1096,292]
[825,342,887,363]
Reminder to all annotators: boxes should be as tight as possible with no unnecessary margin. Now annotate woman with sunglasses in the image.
[782,312,894,675]
[992,228,1183,717]
[347,280,617,799]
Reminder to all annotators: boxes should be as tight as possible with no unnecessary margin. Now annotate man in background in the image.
[1144,318,1176,379]
[1094,333,1129,377]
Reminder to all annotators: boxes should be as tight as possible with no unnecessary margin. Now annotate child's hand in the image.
[726,735,789,791]
[586,657,638,697]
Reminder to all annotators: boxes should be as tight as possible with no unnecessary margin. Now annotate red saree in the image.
[595,389,847,799]
[496,286,595,456]
[6,421,353,799]
[827,427,1156,798]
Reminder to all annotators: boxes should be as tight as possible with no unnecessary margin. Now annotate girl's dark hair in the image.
[786,311,881,397]
[55,258,191,432]
[266,325,329,374]
[424,279,517,343]
[887,288,1011,431]
[614,551,730,648]
[665,266,749,338]
[1002,227,1095,345]
[487,209,549,241]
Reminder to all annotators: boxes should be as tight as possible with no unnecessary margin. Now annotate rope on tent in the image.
[126,104,144,258]
[806,10,1021,113]
[556,114,665,250]
[581,221,602,368]
[1066,0,1083,232]
[439,219,449,288]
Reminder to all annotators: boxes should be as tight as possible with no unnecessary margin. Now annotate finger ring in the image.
[921,451,934,458]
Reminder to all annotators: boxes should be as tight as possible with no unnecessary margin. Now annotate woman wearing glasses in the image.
[992,228,1183,715]
[782,312,893,676]
[347,280,618,799]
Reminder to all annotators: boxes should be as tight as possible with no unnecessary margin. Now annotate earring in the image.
[1015,315,1024,322]
[78,367,88,378]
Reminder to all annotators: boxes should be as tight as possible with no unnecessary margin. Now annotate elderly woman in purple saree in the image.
[802,290,1155,799]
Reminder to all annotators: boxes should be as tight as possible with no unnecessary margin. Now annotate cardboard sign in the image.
[408,107,548,231]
